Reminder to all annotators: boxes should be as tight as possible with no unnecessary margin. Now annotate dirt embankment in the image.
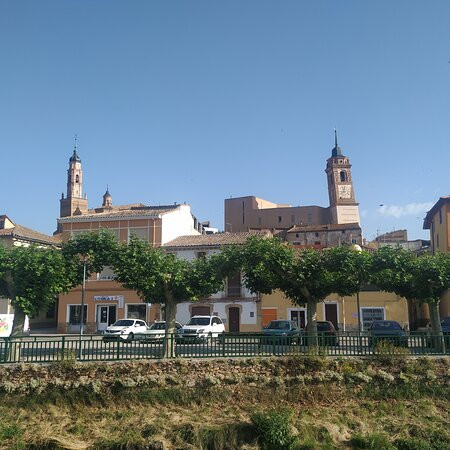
[0,356,448,449]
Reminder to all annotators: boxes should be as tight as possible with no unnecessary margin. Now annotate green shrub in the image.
[0,423,22,440]
[251,408,297,450]
[350,432,395,449]
[371,341,409,366]
[197,423,255,450]
[393,437,431,450]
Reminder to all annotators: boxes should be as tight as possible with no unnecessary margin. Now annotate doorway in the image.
[290,309,306,329]
[324,303,338,329]
[97,305,117,331]
[228,307,240,333]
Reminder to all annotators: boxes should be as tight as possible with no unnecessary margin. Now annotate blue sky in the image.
[1,1,449,241]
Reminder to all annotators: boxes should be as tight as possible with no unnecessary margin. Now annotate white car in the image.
[178,316,225,342]
[137,321,183,342]
[102,318,148,341]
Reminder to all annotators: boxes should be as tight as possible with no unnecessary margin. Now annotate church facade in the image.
[56,145,203,333]
[224,132,362,246]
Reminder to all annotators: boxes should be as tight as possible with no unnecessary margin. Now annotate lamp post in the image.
[78,256,87,357]
[350,244,363,352]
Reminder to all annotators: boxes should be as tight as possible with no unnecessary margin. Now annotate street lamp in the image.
[78,256,87,357]
[349,243,363,333]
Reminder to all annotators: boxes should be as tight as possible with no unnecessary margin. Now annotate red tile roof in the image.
[0,223,61,245]
[164,231,271,248]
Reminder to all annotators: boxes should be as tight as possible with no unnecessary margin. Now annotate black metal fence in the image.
[0,332,448,364]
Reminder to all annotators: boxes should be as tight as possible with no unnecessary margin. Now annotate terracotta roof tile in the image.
[164,231,271,248]
[58,204,180,222]
[287,223,361,233]
[0,223,61,245]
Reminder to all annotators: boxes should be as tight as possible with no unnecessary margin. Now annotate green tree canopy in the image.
[61,228,120,284]
[111,236,230,356]
[0,244,75,336]
[237,237,371,339]
[371,246,450,340]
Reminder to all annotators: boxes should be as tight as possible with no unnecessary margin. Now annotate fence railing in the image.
[0,332,448,364]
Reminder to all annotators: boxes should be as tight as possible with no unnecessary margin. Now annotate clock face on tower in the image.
[338,184,352,199]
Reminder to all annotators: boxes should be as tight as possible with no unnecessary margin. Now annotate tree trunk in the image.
[11,306,26,337]
[163,291,177,358]
[428,301,444,352]
[306,298,318,348]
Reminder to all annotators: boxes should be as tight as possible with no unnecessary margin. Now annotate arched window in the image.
[75,174,79,183]
[340,171,347,182]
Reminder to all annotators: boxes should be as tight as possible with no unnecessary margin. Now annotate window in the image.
[128,228,148,242]
[0,219,4,229]
[97,266,116,281]
[361,307,385,331]
[315,232,319,237]
[307,213,312,223]
[314,241,321,245]
[127,304,147,321]
[278,216,282,223]
[439,209,442,224]
[340,171,347,182]
[227,272,242,297]
[196,251,207,259]
[68,305,87,325]
[75,174,79,183]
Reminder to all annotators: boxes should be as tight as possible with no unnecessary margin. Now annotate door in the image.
[228,307,240,333]
[262,308,277,327]
[290,310,306,329]
[191,306,211,317]
[324,303,338,330]
[97,305,117,331]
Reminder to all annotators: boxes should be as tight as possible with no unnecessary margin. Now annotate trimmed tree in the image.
[371,245,417,320]
[412,252,450,348]
[111,236,228,357]
[371,246,450,347]
[61,229,120,284]
[0,244,75,337]
[238,237,371,343]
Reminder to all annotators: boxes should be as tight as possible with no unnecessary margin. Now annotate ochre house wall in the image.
[430,205,449,253]
[261,289,409,330]
[440,290,450,318]
[60,218,162,246]
[57,280,160,333]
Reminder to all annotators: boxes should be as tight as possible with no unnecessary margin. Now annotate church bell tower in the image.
[59,137,88,218]
[325,131,360,225]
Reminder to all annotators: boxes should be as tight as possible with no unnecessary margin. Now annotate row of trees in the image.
[1,231,449,352]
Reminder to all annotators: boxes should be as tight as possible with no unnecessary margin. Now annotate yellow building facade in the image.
[261,289,409,331]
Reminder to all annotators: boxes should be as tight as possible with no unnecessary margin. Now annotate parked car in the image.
[368,320,408,348]
[178,316,225,342]
[102,319,148,341]
[261,320,302,345]
[317,321,339,346]
[136,321,182,342]
[302,321,339,346]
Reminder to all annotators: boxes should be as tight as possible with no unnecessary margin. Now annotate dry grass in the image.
[0,383,448,450]
[0,357,449,449]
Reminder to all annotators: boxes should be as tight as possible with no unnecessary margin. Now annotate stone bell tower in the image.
[325,130,360,225]
[60,137,88,218]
